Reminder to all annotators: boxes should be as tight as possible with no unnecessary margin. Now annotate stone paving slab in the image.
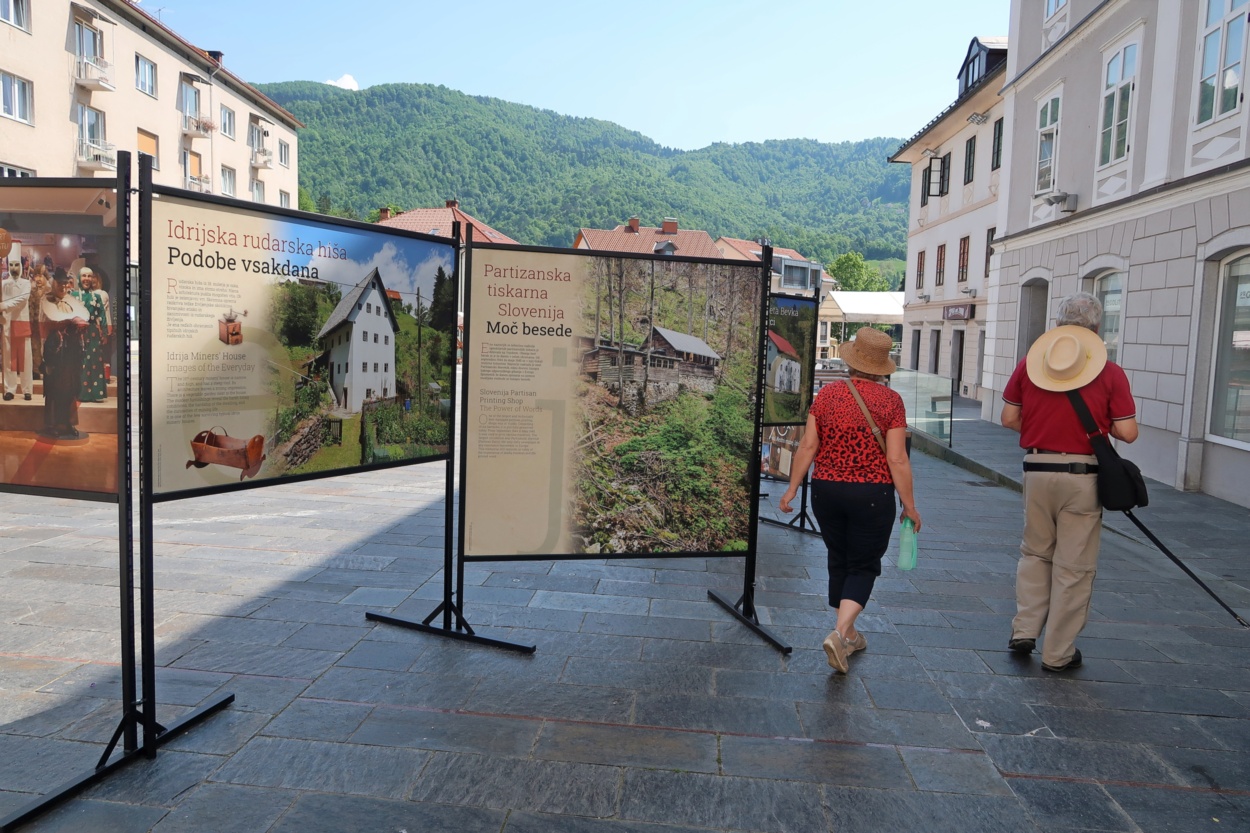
[2,414,1250,831]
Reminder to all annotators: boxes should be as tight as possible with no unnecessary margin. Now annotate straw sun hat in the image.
[1025,325,1107,392]
[840,327,896,376]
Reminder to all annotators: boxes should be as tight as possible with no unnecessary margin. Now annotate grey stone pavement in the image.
[2,397,1250,832]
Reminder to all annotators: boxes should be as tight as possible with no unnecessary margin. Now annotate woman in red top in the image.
[780,327,921,673]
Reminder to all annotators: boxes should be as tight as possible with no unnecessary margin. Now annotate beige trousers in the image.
[1011,453,1102,667]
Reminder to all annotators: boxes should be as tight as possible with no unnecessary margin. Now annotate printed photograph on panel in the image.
[151,193,455,496]
[0,184,122,497]
[464,250,762,557]
[762,295,817,425]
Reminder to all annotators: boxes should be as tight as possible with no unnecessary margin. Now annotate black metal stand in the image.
[759,474,821,537]
[365,222,534,655]
[1,155,232,833]
[708,587,792,654]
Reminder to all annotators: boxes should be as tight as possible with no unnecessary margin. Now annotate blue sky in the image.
[139,0,1009,150]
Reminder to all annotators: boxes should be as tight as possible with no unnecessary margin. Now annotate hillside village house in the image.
[317,269,398,414]
[0,0,299,205]
[891,36,1008,402]
[766,330,802,394]
[575,217,722,259]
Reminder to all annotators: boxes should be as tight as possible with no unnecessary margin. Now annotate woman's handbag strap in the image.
[846,380,887,454]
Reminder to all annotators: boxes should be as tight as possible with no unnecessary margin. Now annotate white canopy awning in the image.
[821,291,905,325]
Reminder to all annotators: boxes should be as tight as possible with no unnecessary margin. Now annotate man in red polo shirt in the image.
[1001,292,1138,672]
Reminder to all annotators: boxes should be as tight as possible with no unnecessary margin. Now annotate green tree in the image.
[298,186,316,212]
[428,266,456,333]
[830,252,890,292]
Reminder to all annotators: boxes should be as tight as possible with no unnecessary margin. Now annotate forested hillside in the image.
[258,81,910,264]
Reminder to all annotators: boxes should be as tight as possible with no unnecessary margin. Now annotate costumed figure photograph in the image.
[1000,292,1138,672]
[779,327,921,673]
[39,268,89,440]
[1,259,32,400]
[75,266,109,403]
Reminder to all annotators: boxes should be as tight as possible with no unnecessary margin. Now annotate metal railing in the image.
[76,139,117,169]
[74,56,113,89]
[250,147,273,168]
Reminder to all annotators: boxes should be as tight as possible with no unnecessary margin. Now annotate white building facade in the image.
[891,37,1008,401]
[319,270,398,414]
[0,0,299,206]
[985,0,1250,508]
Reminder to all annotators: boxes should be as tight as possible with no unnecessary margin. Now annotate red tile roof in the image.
[377,203,517,244]
[715,237,807,263]
[575,222,722,259]
[768,330,799,358]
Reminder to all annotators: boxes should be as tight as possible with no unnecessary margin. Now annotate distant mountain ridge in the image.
[256,80,910,264]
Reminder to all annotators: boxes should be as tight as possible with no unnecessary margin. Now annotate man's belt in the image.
[1022,461,1098,474]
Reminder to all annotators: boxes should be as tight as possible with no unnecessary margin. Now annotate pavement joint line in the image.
[1000,771,1250,796]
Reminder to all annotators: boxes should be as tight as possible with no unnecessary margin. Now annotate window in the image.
[74,21,102,64]
[279,190,290,208]
[179,80,200,128]
[957,236,970,282]
[991,118,1004,170]
[1,72,32,123]
[939,152,951,195]
[278,139,290,167]
[920,166,930,207]
[985,228,996,279]
[373,333,378,343]
[1045,0,1067,17]
[935,244,946,286]
[221,166,236,196]
[1036,95,1061,193]
[220,105,235,139]
[137,129,158,169]
[361,362,367,373]
[1,0,29,30]
[964,136,976,184]
[1100,43,1137,166]
[1094,272,1124,364]
[361,331,367,342]
[782,262,812,289]
[135,55,157,97]
[1198,0,1248,124]
[182,149,202,182]
[916,250,926,289]
[247,121,264,150]
[0,163,34,177]
[1210,254,1250,444]
[373,363,378,372]
[77,103,104,145]
[366,302,372,313]
[250,178,264,203]
[384,335,389,345]
[384,363,389,372]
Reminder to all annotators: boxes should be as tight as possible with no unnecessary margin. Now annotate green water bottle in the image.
[898,517,917,571]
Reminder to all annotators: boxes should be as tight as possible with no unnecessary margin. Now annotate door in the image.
[928,329,941,374]
[951,329,965,384]
[1017,279,1049,361]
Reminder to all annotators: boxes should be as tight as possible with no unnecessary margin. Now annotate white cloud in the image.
[324,74,360,91]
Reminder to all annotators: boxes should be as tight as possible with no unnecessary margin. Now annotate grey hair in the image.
[1055,292,1102,331]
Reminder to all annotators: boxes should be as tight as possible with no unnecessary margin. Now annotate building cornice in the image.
[99,0,304,130]
[999,1,1114,95]
[889,65,1007,164]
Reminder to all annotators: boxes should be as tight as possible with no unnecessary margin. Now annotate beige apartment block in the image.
[0,0,299,207]
[986,0,1250,507]
[891,37,1008,402]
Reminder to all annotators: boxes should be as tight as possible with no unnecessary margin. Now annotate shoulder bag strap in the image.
[846,380,887,454]
[1065,389,1113,454]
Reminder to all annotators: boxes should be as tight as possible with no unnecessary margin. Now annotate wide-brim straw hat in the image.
[840,327,896,376]
[1025,325,1107,392]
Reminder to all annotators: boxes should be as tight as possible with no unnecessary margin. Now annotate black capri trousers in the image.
[809,479,896,608]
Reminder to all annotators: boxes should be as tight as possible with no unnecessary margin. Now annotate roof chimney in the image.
[627,216,640,233]
[378,207,392,221]
[207,50,224,65]
[445,198,459,209]
[661,217,678,234]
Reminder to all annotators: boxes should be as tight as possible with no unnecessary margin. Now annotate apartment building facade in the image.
[985,0,1250,507]
[891,37,1008,402]
[0,0,299,206]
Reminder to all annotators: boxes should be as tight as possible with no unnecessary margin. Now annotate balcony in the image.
[74,56,114,92]
[182,114,216,139]
[184,174,211,193]
[76,140,117,171]
[250,148,273,169]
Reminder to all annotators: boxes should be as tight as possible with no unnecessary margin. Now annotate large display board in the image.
[148,190,456,499]
[0,180,124,500]
[762,294,817,425]
[461,246,763,559]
